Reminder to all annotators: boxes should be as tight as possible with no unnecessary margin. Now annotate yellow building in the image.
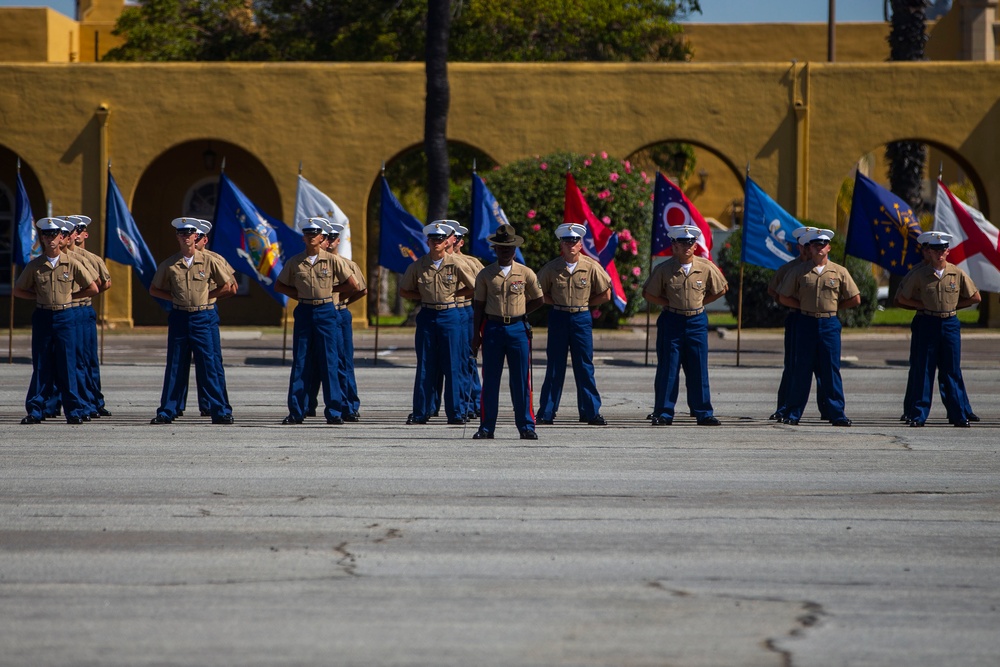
[2,0,998,326]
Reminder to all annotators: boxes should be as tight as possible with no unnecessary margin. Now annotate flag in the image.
[13,169,39,268]
[378,176,427,274]
[210,173,302,306]
[105,168,170,311]
[934,180,1000,293]
[470,173,525,264]
[295,175,352,260]
[741,177,802,270]
[564,172,627,312]
[845,171,922,276]
[652,172,713,260]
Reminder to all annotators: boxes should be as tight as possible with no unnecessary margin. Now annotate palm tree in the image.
[425,0,451,222]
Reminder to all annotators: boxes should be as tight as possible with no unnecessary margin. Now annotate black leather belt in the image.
[666,307,704,316]
[487,314,526,324]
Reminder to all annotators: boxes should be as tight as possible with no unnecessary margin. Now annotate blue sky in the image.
[3,0,890,23]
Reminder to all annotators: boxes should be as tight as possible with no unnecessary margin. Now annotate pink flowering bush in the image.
[457,150,653,327]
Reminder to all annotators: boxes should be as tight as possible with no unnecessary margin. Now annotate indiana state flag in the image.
[741,177,801,270]
[210,173,300,306]
[470,173,524,264]
[378,176,427,274]
[845,171,923,276]
[105,167,168,310]
[565,172,627,312]
[13,168,40,268]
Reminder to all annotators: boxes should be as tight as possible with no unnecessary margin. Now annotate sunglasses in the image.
[302,229,323,236]
[176,228,197,236]
[74,226,88,234]
[672,238,697,245]
[427,236,449,243]
[39,230,62,238]
[561,238,582,244]
[808,240,830,247]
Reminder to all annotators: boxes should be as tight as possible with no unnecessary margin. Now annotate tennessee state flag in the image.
[564,172,627,312]
[652,172,713,260]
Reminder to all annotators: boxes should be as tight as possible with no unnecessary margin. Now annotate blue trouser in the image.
[412,308,464,421]
[537,309,601,421]
[289,302,343,421]
[337,307,360,416]
[775,310,831,419]
[902,312,922,419]
[430,305,473,418]
[157,309,229,420]
[465,306,481,415]
[25,309,87,421]
[81,305,105,411]
[653,310,714,420]
[479,319,535,434]
[784,316,848,422]
[178,306,230,415]
[911,315,970,423]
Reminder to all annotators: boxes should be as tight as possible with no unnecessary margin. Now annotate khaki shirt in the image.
[68,246,111,305]
[768,257,805,295]
[400,254,477,305]
[898,262,977,312]
[202,249,236,305]
[333,258,367,306]
[643,256,727,311]
[15,253,97,307]
[152,250,234,308]
[452,253,483,306]
[474,262,543,318]
[778,260,859,314]
[277,250,353,301]
[537,255,612,308]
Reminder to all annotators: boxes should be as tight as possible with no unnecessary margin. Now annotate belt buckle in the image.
[503,315,511,324]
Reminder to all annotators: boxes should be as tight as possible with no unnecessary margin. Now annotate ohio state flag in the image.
[934,180,1000,293]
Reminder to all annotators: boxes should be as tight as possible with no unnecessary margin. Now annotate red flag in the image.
[934,180,1000,292]
[564,173,628,312]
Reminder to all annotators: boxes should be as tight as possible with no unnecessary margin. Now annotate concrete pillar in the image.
[960,0,997,60]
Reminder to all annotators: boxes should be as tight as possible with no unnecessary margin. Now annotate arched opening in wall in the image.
[131,140,284,326]
[838,141,989,324]
[627,140,746,231]
[363,141,498,324]
[0,149,46,327]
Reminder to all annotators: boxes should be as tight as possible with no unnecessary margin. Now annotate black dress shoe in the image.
[305,409,317,417]
[200,410,211,417]
[697,416,721,426]
[326,416,343,425]
[150,415,172,425]
[89,412,101,419]
[646,413,654,420]
[406,414,428,425]
[588,415,608,426]
[769,412,784,421]
[81,415,91,422]
[66,416,84,425]
[782,418,799,425]
[447,417,467,425]
[968,413,980,422]
[176,410,184,417]
[578,416,587,422]
[952,419,971,428]
[281,415,302,425]
[97,407,112,417]
[899,414,909,422]
[909,420,925,427]
[212,414,234,425]
[343,413,360,422]
[20,416,41,425]
[519,429,538,440]
[536,418,554,425]
[831,418,852,427]
[651,416,672,426]
[472,429,493,439]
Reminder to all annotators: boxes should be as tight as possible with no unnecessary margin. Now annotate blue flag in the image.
[378,176,427,274]
[13,170,39,268]
[105,168,169,310]
[210,173,301,306]
[741,177,802,270]
[845,171,923,276]
[470,174,525,264]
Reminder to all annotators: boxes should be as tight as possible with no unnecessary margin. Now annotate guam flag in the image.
[210,173,302,306]
[377,175,428,274]
[470,173,525,264]
[652,172,713,260]
[845,171,922,276]
[564,172,627,312]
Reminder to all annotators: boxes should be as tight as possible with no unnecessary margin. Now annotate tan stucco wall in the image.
[2,61,999,325]
[0,8,78,62]
[684,22,893,63]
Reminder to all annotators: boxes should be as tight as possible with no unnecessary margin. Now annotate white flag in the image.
[934,180,1000,293]
[295,175,352,260]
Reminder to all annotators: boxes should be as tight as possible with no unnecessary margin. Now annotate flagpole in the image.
[374,162,386,366]
[737,163,751,368]
[9,158,19,364]
[281,304,289,365]
[100,159,111,366]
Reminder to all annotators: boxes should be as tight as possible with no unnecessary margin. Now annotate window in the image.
[182,178,251,296]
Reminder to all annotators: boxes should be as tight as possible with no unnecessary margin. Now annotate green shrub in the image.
[716,225,877,328]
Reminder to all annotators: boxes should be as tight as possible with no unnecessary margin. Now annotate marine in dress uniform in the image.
[536,223,612,426]
[470,224,544,440]
[777,228,861,426]
[329,220,367,421]
[896,241,930,423]
[13,217,99,424]
[149,217,238,425]
[275,217,358,425]
[895,231,981,427]
[767,226,832,422]
[399,221,477,425]
[642,225,727,426]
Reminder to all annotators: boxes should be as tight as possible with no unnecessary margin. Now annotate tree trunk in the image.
[425,0,451,223]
